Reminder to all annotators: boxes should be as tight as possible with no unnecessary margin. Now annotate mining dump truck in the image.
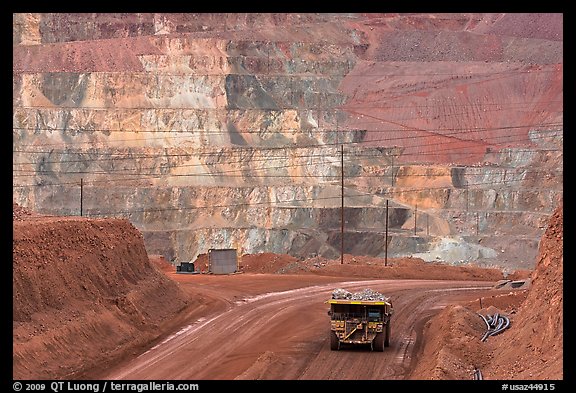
[328,289,393,351]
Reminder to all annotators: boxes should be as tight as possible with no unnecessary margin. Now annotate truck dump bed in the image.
[327,299,392,306]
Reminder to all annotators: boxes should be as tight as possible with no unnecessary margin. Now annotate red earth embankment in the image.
[483,200,563,379]
[13,207,189,380]
[408,200,562,380]
[241,252,505,281]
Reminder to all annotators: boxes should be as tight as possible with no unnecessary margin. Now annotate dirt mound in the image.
[409,200,562,380]
[506,269,533,280]
[409,305,490,380]
[316,256,504,281]
[241,253,503,281]
[12,202,39,221]
[13,216,189,380]
[192,253,209,272]
[241,252,300,274]
[148,254,175,273]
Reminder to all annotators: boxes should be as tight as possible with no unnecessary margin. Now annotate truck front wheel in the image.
[373,332,384,352]
[330,331,339,350]
[384,322,391,347]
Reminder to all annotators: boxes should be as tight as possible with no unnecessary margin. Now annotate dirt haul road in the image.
[103,275,498,380]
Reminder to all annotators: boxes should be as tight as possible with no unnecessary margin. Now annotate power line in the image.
[12,166,563,188]
[11,67,561,79]
[13,127,562,155]
[12,121,563,136]
[12,135,565,175]
[12,122,563,158]
[12,128,563,176]
[13,177,563,218]
[12,167,563,181]
[13,99,563,111]
[12,130,562,174]
[352,72,562,107]
[11,109,563,144]
[16,194,347,218]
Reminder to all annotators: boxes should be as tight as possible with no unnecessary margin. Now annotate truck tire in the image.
[384,322,391,347]
[330,331,339,351]
[373,333,384,352]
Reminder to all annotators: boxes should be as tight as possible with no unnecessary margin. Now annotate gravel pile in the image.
[331,288,390,302]
[13,203,34,221]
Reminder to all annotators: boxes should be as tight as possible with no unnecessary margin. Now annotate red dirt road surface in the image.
[102,276,495,380]
[12,201,562,380]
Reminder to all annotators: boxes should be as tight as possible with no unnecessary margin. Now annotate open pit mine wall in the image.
[13,13,563,270]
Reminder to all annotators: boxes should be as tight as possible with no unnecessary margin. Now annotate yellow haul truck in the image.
[328,297,393,351]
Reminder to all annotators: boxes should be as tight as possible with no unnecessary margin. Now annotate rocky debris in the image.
[13,202,35,221]
[331,288,390,302]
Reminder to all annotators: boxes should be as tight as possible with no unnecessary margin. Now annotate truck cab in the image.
[328,298,393,351]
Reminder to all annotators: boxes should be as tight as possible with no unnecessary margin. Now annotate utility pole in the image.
[414,203,417,235]
[317,94,321,129]
[80,178,83,217]
[391,155,395,186]
[341,144,344,265]
[267,45,270,74]
[336,110,339,143]
[290,77,294,107]
[385,199,389,267]
[476,212,479,236]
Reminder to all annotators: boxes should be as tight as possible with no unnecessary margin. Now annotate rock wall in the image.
[13,13,563,269]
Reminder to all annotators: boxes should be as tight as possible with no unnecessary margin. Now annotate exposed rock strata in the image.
[13,13,563,269]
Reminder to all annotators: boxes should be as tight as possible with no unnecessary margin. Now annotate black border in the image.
[9,6,569,390]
